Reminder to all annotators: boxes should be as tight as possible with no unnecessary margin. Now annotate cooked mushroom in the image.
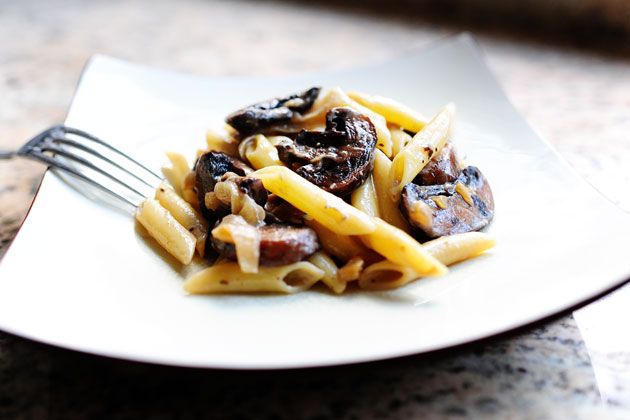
[194,151,260,219]
[414,141,459,185]
[226,87,321,136]
[212,224,320,266]
[401,166,494,238]
[276,107,377,196]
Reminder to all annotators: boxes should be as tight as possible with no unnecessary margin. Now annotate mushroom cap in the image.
[276,107,378,196]
[401,166,494,239]
[226,87,321,136]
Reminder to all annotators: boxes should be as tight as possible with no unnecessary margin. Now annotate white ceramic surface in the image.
[1,34,629,369]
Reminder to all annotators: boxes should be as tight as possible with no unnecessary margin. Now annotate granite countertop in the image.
[1,0,630,418]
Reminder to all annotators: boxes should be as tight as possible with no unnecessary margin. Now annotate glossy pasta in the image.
[137,87,495,294]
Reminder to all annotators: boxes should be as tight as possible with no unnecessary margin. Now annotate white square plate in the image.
[1,34,629,369]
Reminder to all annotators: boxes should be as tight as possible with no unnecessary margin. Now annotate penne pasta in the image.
[348,91,427,133]
[184,261,325,294]
[162,151,191,196]
[422,232,496,266]
[358,260,420,291]
[389,104,455,199]
[136,198,196,265]
[239,134,284,169]
[359,232,496,290]
[307,251,345,294]
[206,127,239,157]
[306,220,372,262]
[252,166,376,235]
[155,182,208,256]
[139,87,495,296]
[350,175,380,218]
[372,149,411,232]
[360,218,447,276]
[389,125,413,157]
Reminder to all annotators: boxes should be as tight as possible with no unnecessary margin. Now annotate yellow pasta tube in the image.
[389,125,413,157]
[252,166,376,235]
[307,252,345,294]
[360,218,447,276]
[348,91,427,133]
[358,260,420,291]
[300,87,393,157]
[422,232,496,266]
[372,149,411,232]
[390,104,455,199]
[239,134,284,169]
[136,198,196,265]
[155,182,208,257]
[350,175,380,218]
[359,232,495,290]
[162,151,191,195]
[206,128,239,157]
[184,262,324,294]
[306,220,372,262]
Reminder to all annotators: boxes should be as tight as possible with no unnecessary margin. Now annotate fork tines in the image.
[18,125,163,207]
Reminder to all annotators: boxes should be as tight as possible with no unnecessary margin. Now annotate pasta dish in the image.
[135,87,496,293]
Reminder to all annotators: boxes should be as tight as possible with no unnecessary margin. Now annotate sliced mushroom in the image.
[401,166,494,238]
[276,107,377,196]
[226,87,321,136]
[414,141,459,185]
[212,224,320,266]
[194,151,258,219]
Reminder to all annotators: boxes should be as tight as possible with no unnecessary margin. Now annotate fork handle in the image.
[0,150,16,159]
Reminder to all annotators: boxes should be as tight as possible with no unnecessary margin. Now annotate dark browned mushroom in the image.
[400,166,494,238]
[413,142,459,186]
[226,87,321,136]
[212,224,320,266]
[276,107,377,196]
[194,151,263,219]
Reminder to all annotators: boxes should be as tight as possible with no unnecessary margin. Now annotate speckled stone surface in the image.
[1,0,630,418]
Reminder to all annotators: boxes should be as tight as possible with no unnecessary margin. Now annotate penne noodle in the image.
[184,261,325,294]
[155,182,208,256]
[389,104,455,199]
[348,91,427,133]
[358,260,420,291]
[299,87,393,157]
[350,175,380,218]
[239,134,284,169]
[422,232,496,266]
[307,251,345,294]
[359,232,496,290]
[162,151,191,196]
[306,220,372,262]
[372,149,411,232]
[389,125,413,157]
[252,166,376,235]
[360,218,447,276]
[181,171,200,209]
[136,198,196,265]
[206,128,239,157]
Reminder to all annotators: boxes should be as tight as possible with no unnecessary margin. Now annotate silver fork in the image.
[0,125,163,207]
